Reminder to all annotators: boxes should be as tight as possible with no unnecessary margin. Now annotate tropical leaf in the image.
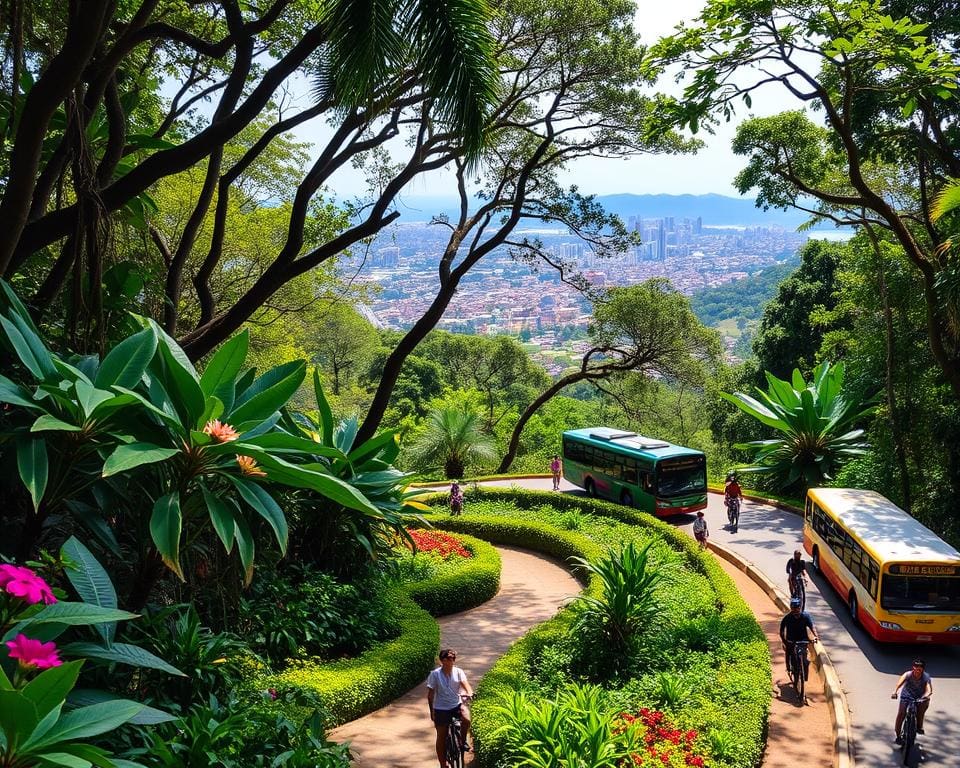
[201,485,236,553]
[149,492,183,580]
[19,661,83,720]
[94,327,158,390]
[60,642,184,677]
[199,330,248,400]
[16,435,48,512]
[102,443,180,477]
[21,700,144,750]
[61,537,118,645]
[228,360,306,425]
[227,477,288,555]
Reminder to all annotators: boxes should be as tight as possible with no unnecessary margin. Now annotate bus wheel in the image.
[620,491,633,508]
[584,478,596,497]
[848,592,858,624]
[811,548,820,572]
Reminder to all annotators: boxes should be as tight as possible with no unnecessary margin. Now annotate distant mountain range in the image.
[390,192,813,228]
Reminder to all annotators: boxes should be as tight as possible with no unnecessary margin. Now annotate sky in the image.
[284,0,802,200]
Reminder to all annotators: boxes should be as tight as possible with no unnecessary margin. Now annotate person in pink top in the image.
[550,454,562,490]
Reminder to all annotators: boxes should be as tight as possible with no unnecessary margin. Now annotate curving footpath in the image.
[329,490,841,767]
[329,546,581,767]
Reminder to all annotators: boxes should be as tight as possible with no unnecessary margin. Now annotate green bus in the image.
[561,427,708,516]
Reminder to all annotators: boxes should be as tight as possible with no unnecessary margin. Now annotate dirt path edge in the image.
[707,539,855,768]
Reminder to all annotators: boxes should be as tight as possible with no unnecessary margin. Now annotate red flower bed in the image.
[407,529,472,559]
[618,708,708,768]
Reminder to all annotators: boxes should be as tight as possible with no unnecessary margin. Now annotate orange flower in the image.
[203,419,239,442]
[236,455,267,477]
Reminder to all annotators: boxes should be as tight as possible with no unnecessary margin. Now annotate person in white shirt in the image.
[426,648,474,767]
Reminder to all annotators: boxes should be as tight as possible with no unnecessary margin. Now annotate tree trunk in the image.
[497,370,593,473]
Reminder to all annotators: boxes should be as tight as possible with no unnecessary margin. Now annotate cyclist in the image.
[724,472,743,521]
[891,659,933,744]
[449,481,464,516]
[692,511,709,549]
[786,549,808,597]
[550,454,562,491]
[778,597,819,678]
[427,648,474,767]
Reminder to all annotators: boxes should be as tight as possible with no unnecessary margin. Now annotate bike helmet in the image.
[789,597,802,608]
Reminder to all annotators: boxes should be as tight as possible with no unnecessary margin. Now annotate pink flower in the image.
[5,634,62,670]
[0,564,57,605]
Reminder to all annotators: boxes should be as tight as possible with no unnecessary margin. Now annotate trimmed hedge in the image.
[259,531,500,727]
[267,587,438,727]
[404,533,502,616]
[422,489,770,768]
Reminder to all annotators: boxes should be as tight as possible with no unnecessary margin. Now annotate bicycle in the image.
[787,640,810,703]
[444,695,472,768]
[893,694,929,766]
[726,496,741,530]
[789,573,806,611]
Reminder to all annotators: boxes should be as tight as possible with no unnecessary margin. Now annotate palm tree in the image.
[320,0,499,157]
[721,361,877,492]
[408,407,497,479]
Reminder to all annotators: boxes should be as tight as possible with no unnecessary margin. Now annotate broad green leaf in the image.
[10,602,136,634]
[228,360,305,425]
[150,492,183,580]
[0,280,42,336]
[313,368,334,446]
[102,443,179,477]
[61,537,117,645]
[0,373,42,410]
[201,486,236,553]
[17,435,48,512]
[228,433,346,460]
[40,742,116,768]
[29,751,92,767]
[73,381,114,420]
[68,690,175,726]
[65,501,120,556]
[61,642,184,677]
[0,689,38,746]
[234,360,302,409]
[228,477,288,555]
[31,415,82,433]
[0,312,56,381]
[233,514,255,585]
[20,661,83,719]
[199,395,224,426]
[347,429,400,468]
[110,386,183,433]
[87,393,140,422]
[199,330,248,399]
[95,327,158,390]
[148,322,204,427]
[22,700,143,750]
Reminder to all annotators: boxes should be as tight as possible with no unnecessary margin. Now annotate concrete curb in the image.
[707,539,855,768]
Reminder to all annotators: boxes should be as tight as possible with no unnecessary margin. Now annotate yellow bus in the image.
[804,488,960,644]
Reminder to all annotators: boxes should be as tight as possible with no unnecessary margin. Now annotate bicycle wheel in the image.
[796,579,805,611]
[795,651,805,701]
[446,721,463,768]
[902,711,915,765]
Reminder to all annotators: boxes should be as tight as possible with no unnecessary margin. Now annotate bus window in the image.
[641,473,654,493]
[881,573,960,612]
[868,558,880,598]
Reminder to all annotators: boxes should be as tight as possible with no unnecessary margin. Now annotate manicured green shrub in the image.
[418,489,769,768]
[264,588,439,727]
[402,533,501,616]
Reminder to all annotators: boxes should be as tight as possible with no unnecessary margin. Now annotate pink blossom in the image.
[0,564,57,605]
[5,634,63,670]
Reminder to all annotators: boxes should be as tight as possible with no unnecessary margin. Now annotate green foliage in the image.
[279,371,427,572]
[407,407,498,479]
[263,588,439,728]
[722,361,878,491]
[570,541,668,675]
[492,685,639,768]
[690,258,799,328]
[751,239,848,382]
[238,565,398,665]
[435,489,768,768]
[400,533,501,616]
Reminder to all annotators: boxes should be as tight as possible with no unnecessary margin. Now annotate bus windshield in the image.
[656,458,706,497]
[880,574,960,612]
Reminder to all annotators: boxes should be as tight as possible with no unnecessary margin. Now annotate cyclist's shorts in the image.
[434,705,462,726]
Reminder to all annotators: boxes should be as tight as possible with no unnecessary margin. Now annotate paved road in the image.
[486,477,960,767]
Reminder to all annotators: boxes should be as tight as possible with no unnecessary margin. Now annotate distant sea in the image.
[387,192,845,230]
